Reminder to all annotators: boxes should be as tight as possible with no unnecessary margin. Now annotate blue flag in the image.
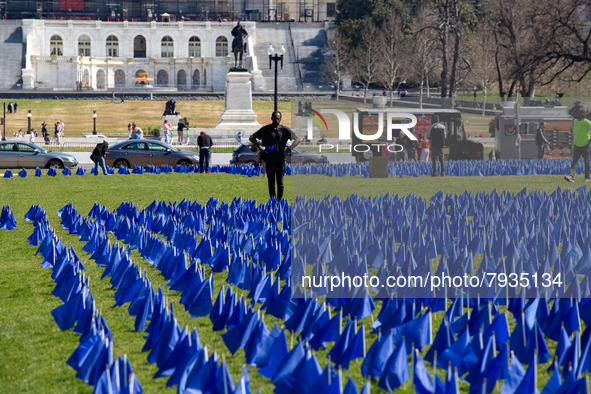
[378,339,409,392]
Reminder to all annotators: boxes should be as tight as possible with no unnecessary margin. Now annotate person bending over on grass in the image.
[250,111,300,200]
[565,108,591,183]
[91,141,110,176]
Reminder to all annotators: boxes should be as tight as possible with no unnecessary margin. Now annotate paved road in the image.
[73,152,357,169]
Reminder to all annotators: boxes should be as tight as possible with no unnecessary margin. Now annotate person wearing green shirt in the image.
[565,108,591,182]
[177,118,186,144]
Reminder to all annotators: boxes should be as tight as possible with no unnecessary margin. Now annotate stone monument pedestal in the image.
[162,115,181,128]
[214,72,261,137]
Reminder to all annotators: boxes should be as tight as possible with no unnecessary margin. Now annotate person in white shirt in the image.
[163,120,172,144]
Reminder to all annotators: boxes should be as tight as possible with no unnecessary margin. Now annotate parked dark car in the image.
[230,143,329,165]
[105,140,200,168]
[0,141,78,169]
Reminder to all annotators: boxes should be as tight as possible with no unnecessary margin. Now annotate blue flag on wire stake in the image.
[0,205,17,229]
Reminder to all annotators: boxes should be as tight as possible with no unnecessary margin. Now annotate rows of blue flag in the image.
[292,187,591,299]
[86,197,591,392]
[27,216,142,393]
[291,159,588,178]
[54,201,254,394]
[61,199,381,393]
[29,193,591,393]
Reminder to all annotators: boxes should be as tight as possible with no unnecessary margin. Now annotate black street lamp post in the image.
[268,44,286,112]
[27,110,31,133]
[93,110,97,134]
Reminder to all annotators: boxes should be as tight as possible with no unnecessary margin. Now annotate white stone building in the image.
[21,19,264,91]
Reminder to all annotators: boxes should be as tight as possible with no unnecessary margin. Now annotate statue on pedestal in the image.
[231,21,248,71]
[163,99,177,116]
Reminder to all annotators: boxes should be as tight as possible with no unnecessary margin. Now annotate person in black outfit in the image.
[536,122,550,159]
[197,131,213,173]
[426,115,446,176]
[250,111,301,200]
[90,141,109,175]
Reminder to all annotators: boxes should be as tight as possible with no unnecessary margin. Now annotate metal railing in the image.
[287,22,304,91]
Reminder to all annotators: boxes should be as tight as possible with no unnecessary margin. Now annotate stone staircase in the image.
[253,23,300,92]
[289,24,328,90]
[0,21,24,89]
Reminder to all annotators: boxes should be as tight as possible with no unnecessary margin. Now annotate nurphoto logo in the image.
[303,109,418,154]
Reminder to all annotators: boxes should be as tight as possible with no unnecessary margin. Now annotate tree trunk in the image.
[482,85,487,116]
[449,30,461,107]
[526,71,536,98]
[419,75,424,109]
[440,25,449,98]
[364,85,368,103]
[494,31,504,100]
[507,80,516,100]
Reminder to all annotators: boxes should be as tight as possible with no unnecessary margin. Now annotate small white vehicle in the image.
[84,134,108,139]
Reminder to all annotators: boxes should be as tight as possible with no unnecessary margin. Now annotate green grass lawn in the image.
[0,99,292,137]
[0,172,583,393]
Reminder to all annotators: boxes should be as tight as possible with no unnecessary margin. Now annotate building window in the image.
[134,36,147,58]
[78,35,91,56]
[189,36,201,57]
[106,35,119,57]
[161,36,174,58]
[327,3,336,18]
[216,36,228,57]
[50,35,63,56]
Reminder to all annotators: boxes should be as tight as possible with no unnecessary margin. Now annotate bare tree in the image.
[321,33,349,100]
[377,12,407,106]
[487,0,551,99]
[465,21,497,114]
[538,0,591,83]
[410,5,440,108]
[427,0,477,104]
[349,22,382,103]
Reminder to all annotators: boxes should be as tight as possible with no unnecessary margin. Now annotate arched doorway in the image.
[134,35,146,58]
[96,69,106,89]
[115,70,126,87]
[156,70,168,86]
[83,69,90,87]
[192,70,200,89]
[177,70,186,90]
